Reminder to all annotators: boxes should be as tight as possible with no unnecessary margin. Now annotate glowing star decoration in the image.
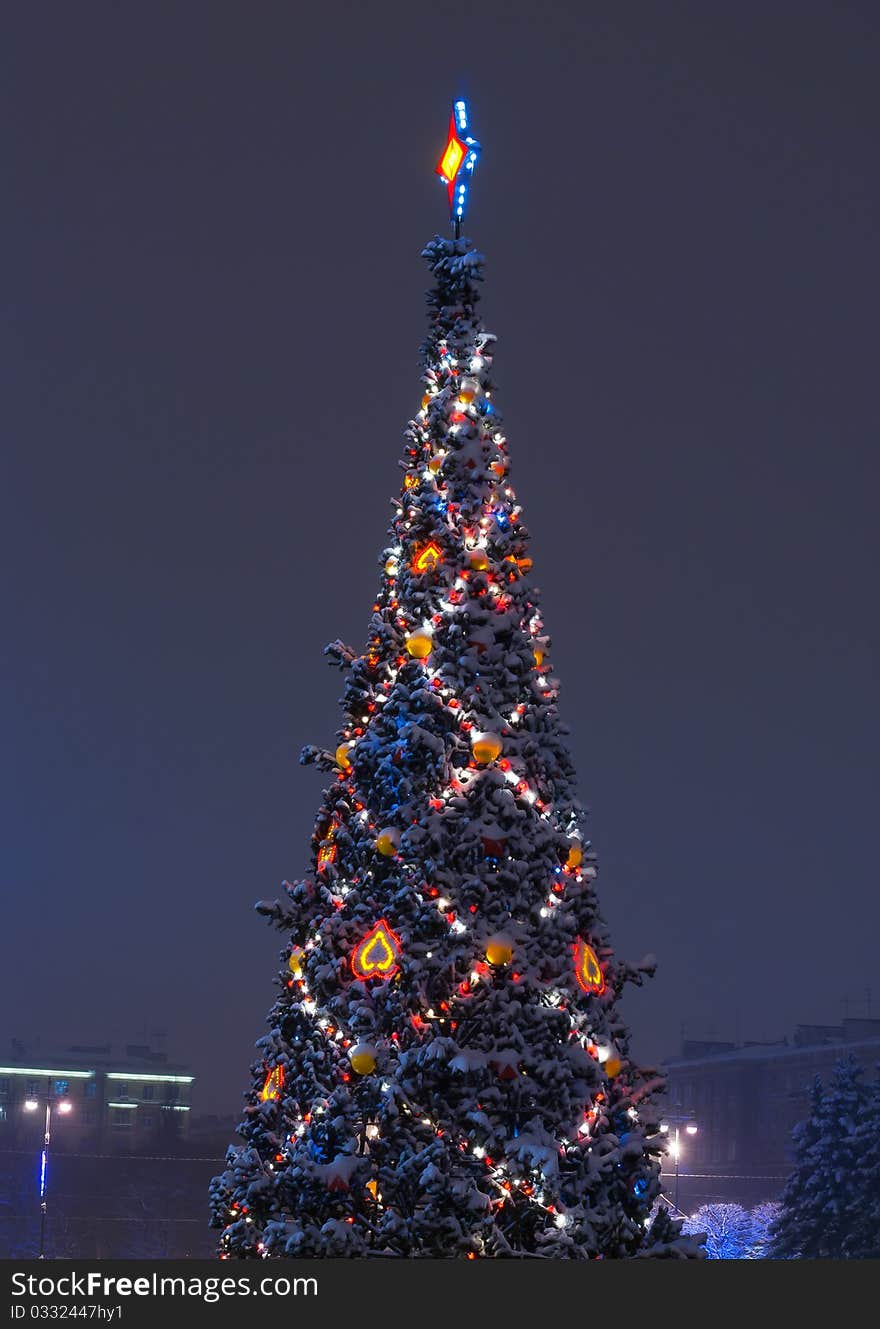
[435,101,481,233]
[260,1065,285,1102]
[412,541,442,574]
[351,920,401,981]
[575,939,606,996]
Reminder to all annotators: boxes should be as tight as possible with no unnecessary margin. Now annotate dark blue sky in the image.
[2,2,877,1112]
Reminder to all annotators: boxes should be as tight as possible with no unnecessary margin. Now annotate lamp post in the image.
[660,1114,698,1215]
[24,1085,73,1258]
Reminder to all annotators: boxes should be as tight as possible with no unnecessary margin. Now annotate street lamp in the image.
[660,1114,698,1215]
[23,1088,73,1258]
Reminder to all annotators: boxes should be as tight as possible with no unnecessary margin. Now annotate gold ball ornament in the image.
[485,939,513,967]
[421,393,431,410]
[428,454,445,474]
[384,556,398,577]
[458,378,479,404]
[375,827,400,857]
[566,840,583,870]
[405,630,433,660]
[468,548,489,572]
[534,649,544,667]
[349,1044,378,1076]
[471,731,503,765]
[335,742,354,770]
[605,1059,623,1079]
[288,946,305,977]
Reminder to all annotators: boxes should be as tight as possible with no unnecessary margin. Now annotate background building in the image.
[0,1039,211,1258]
[660,1018,880,1212]
[0,1040,193,1154]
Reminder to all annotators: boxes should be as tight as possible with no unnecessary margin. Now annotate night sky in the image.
[3,2,878,1114]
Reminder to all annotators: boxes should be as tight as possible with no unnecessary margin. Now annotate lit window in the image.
[52,1079,69,1097]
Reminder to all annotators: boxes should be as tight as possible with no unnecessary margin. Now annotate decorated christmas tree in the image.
[210,103,693,1259]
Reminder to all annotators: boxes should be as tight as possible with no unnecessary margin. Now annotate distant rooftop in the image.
[4,1039,191,1078]
[667,1019,880,1069]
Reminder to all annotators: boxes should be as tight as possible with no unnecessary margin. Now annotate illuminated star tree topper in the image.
[435,100,481,236]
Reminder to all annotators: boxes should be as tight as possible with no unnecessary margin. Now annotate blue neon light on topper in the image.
[435,101,482,233]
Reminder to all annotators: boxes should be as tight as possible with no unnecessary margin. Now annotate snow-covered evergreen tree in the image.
[210,232,696,1259]
[851,1066,880,1257]
[771,1056,880,1259]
